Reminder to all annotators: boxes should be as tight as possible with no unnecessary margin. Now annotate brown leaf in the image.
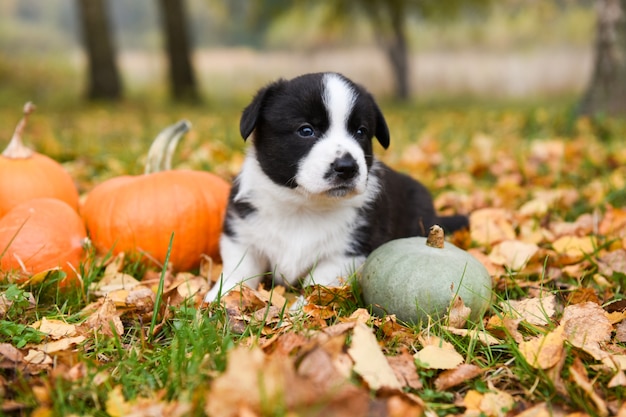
[447,296,472,329]
[0,343,23,363]
[567,287,600,305]
[83,297,124,337]
[504,294,557,326]
[298,342,352,392]
[434,364,483,390]
[562,302,612,363]
[387,349,423,390]
[569,357,608,417]
[597,249,626,276]
[206,346,331,417]
[616,320,626,343]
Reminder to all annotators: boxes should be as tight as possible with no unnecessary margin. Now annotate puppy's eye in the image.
[297,125,315,138]
[356,127,368,137]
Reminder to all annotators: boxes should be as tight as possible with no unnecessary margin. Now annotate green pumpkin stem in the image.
[426,225,445,249]
[2,102,36,159]
[144,120,192,174]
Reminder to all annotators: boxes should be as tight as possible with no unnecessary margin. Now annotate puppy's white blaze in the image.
[295,74,369,196]
[322,73,356,128]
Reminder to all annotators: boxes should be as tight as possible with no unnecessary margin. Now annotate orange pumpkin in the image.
[0,102,80,218]
[81,120,230,272]
[0,198,87,283]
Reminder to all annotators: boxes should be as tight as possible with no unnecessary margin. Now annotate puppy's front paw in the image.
[289,294,309,314]
[203,284,226,304]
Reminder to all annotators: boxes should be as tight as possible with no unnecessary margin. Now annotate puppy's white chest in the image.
[236,200,358,282]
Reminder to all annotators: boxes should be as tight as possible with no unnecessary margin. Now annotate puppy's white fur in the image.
[204,74,378,302]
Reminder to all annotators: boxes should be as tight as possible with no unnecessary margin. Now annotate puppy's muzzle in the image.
[331,154,359,180]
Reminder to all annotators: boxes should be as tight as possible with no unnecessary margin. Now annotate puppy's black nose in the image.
[332,154,359,180]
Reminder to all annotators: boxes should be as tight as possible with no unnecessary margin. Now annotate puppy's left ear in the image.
[374,102,390,149]
[240,86,269,141]
[240,79,285,141]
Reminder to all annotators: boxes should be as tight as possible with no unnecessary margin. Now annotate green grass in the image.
[1,52,626,416]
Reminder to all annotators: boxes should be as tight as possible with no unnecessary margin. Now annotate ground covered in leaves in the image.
[1,100,626,416]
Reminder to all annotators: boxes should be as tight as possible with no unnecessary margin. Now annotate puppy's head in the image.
[240,72,389,198]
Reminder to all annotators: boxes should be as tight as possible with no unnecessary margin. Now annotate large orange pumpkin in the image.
[0,103,80,218]
[0,198,87,283]
[81,120,230,272]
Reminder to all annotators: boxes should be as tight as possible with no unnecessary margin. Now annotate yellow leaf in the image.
[31,317,77,339]
[414,345,464,370]
[552,235,597,264]
[347,323,402,390]
[105,386,131,417]
[518,326,565,369]
[489,240,539,270]
[34,336,86,354]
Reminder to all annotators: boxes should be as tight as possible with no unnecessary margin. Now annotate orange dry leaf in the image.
[434,364,483,390]
[470,208,516,247]
[462,387,515,417]
[599,205,626,237]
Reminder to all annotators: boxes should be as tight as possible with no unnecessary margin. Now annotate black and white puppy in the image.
[204,72,467,303]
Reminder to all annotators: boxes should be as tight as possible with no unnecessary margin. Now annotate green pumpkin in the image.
[359,226,492,325]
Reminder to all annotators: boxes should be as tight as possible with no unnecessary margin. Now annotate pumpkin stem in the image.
[2,102,36,159]
[426,225,445,249]
[145,120,192,174]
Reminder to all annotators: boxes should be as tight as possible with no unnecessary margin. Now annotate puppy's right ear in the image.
[240,80,284,141]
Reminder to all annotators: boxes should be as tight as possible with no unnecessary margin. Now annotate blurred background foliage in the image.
[0,0,624,202]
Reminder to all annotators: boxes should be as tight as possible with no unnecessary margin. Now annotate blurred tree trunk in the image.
[76,0,122,101]
[579,0,626,117]
[158,0,200,102]
[364,1,411,101]
[385,6,410,101]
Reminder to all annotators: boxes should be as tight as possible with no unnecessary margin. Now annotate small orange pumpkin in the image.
[0,197,87,283]
[0,103,80,218]
[81,121,230,272]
